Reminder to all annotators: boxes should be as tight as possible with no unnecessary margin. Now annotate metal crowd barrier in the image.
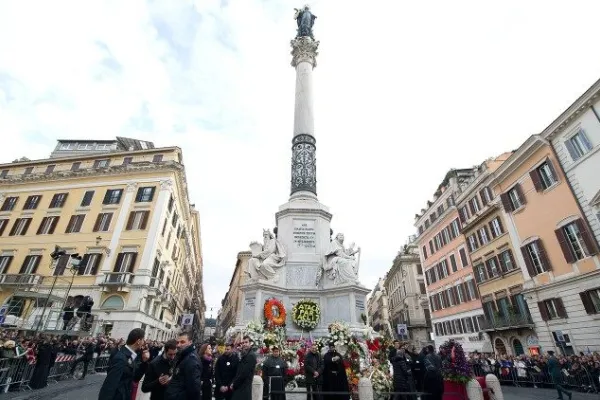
[471,363,599,394]
[0,352,111,393]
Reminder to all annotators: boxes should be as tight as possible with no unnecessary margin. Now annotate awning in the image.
[12,291,63,302]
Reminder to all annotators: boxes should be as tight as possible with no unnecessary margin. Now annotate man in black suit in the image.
[165,331,202,400]
[142,340,178,400]
[98,328,150,400]
[231,336,257,400]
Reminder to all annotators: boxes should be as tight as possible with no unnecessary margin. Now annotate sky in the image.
[1,0,600,318]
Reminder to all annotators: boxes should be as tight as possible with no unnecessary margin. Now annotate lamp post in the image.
[34,247,83,333]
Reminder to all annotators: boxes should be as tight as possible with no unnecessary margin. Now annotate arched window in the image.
[101,295,124,311]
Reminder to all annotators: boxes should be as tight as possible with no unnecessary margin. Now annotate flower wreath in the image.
[292,299,320,331]
[264,298,286,326]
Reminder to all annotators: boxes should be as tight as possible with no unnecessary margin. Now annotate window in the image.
[24,167,33,175]
[474,263,486,283]
[0,219,8,236]
[456,284,465,303]
[65,214,85,233]
[80,253,102,275]
[508,187,523,210]
[71,162,81,171]
[451,219,460,237]
[168,195,174,212]
[459,206,469,223]
[135,187,155,203]
[466,280,478,299]
[19,255,41,274]
[0,169,8,178]
[23,195,41,210]
[416,263,423,274]
[580,288,600,315]
[522,240,550,276]
[93,213,113,232]
[123,157,133,165]
[538,298,567,320]
[422,246,428,260]
[113,252,138,273]
[485,257,500,279]
[498,250,516,273]
[470,197,480,214]
[96,143,113,150]
[468,235,479,252]
[126,211,150,230]
[93,159,110,168]
[49,193,68,208]
[555,219,597,263]
[161,219,168,236]
[152,154,164,163]
[36,216,60,235]
[449,254,458,272]
[171,212,178,228]
[45,165,55,174]
[78,143,94,150]
[565,129,593,161]
[489,218,504,238]
[0,255,13,274]
[1,196,19,211]
[480,187,493,205]
[419,282,426,294]
[478,227,489,245]
[531,161,558,191]
[459,248,468,267]
[8,218,32,236]
[81,190,94,207]
[60,143,75,150]
[103,189,123,205]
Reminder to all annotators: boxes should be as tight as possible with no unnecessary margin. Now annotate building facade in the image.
[456,154,537,356]
[490,135,600,354]
[415,169,492,353]
[216,251,251,337]
[367,277,392,336]
[0,137,205,340]
[384,239,431,347]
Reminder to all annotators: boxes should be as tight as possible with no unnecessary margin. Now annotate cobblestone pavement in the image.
[3,377,599,400]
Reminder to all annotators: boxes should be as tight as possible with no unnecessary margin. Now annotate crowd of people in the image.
[467,351,600,393]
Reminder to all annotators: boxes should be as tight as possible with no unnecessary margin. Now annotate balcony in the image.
[0,274,41,288]
[99,272,134,292]
[479,313,534,331]
[147,277,163,297]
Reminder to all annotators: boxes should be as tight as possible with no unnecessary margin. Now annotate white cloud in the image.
[2,0,600,317]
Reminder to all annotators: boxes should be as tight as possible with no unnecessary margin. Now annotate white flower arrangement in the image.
[292,299,321,331]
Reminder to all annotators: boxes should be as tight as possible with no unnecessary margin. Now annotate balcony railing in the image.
[100,272,134,286]
[0,274,41,286]
[479,313,534,331]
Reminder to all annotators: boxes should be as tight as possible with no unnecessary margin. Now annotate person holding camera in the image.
[141,340,177,400]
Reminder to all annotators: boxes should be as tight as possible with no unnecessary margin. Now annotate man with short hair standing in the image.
[548,350,572,400]
[165,332,202,400]
[142,340,178,400]
[304,343,323,400]
[231,336,257,400]
[98,328,150,400]
[215,343,239,400]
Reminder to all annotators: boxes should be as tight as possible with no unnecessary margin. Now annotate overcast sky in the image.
[1,0,600,317]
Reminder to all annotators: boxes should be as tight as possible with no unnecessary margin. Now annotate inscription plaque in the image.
[293,219,316,250]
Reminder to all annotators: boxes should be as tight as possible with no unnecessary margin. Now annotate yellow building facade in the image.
[216,251,250,337]
[0,137,205,340]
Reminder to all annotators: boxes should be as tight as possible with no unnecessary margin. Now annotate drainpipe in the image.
[536,135,600,250]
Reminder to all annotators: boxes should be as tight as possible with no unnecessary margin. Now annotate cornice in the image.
[489,135,546,188]
[0,161,183,186]
[275,207,332,221]
[540,78,600,141]
[414,186,456,227]
[0,146,180,168]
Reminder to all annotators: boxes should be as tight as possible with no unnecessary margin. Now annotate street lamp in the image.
[34,247,83,333]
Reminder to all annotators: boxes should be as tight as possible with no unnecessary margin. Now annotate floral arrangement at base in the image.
[264,298,287,328]
[291,299,321,331]
[439,340,472,384]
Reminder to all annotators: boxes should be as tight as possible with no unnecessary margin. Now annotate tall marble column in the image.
[290,37,319,200]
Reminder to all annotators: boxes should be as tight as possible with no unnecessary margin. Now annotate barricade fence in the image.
[0,352,110,393]
[471,364,599,394]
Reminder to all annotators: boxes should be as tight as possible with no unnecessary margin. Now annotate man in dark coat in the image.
[165,332,202,400]
[304,343,323,400]
[70,337,96,379]
[231,336,257,400]
[548,350,572,400]
[390,348,411,400]
[141,340,178,400]
[423,346,443,400]
[98,328,150,400]
[215,343,240,400]
[322,343,349,400]
[262,346,287,400]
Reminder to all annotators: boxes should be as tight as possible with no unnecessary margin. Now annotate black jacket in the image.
[98,346,148,400]
[214,353,239,399]
[231,349,257,400]
[141,354,174,400]
[164,345,202,400]
[304,351,323,384]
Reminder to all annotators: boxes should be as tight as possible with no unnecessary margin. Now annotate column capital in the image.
[290,37,319,68]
